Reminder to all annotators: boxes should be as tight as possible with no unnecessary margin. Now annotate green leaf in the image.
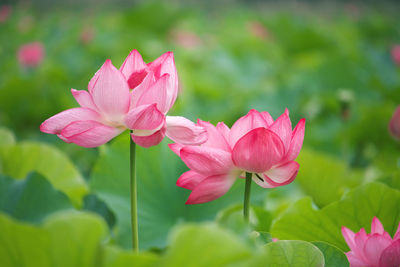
[216,204,273,247]
[248,240,324,267]
[83,194,116,229]
[43,211,107,267]
[0,213,51,267]
[312,242,349,267]
[296,148,362,207]
[378,171,400,191]
[0,142,88,206]
[0,210,109,267]
[160,224,251,267]
[103,246,159,267]
[271,182,400,251]
[0,127,16,146]
[0,172,73,223]
[90,133,267,249]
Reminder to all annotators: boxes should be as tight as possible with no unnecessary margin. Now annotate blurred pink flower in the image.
[0,5,11,23]
[170,29,202,50]
[342,217,400,267]
[247,21,270,40]
[17,42,44,68]
[80,26,95,45]
[391,45,400,66]
[169,109,305,204]
[41,50,207,148]
[389,106,400,140]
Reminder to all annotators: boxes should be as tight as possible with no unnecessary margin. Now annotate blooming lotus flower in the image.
[17,42,44,68]
[40,50,207,148]
[169,109,305,204]
[342,217,400,267]
[391,45,400,66]
[389,106,400,140]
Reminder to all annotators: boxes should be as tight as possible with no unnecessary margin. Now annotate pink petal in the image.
[250,173,275,188]
[40,107,101,134]
[371,217,385,235]
[268,111,292,152]
[229,109,270,147]
[136,74,170,114]
[363,233,393,266]
[379,239,400,267]
[60,120,122,148]
[131,126,166,148]
[232,127,285,173]
[168,143,184,156]
[197,120,230,151]
[352,228,371,263]
[282,118,306,162]
[89,59,130,121]
[88,65,100,92]
[180,146,233,176]
[261,161,299,187]
[120,49,147,89]
[147,51,178,111]
[185,174,235,204]
[389,106,400,140]
[216,122,230,142]
[57,134,71,143]
[124,104,165,136]
[129,71,156,110]
[71,89,98,111]
[260,111,274,126]
[394,222,400,240]
[345,251,367,267]
[176,170,207,190]
[342,227,357,252]
[342,227,370,264]
[165,116,207,145]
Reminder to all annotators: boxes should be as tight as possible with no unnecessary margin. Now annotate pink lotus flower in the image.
[389,106,400,140]
[169,109,305,204]
[40,50,207,148]
[0,5,11,23]
[17,42,44,68]
[391,45,400,66]
[342,217,400,267]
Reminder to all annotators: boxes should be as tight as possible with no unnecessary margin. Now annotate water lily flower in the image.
[389,106,400,140]
[40,50,207,148]
[342,217,400,267]
[17,42,44,68]
[169,109,305,204]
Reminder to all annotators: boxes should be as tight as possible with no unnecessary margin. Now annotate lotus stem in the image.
[130,132,139,252]
[243,172,252,222]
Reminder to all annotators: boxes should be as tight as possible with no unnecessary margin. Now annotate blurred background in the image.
[1,0,400,251]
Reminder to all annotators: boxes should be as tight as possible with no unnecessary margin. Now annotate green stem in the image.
[243,172,252,223]
[130,132,139,252]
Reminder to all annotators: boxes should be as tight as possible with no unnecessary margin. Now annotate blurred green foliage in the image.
[0,1,400,265]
